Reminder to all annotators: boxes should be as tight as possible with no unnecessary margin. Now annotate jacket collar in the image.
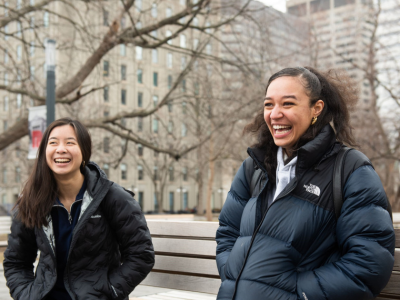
[248,124,338,176]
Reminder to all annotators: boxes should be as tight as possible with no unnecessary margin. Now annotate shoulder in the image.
[342,148,373,184]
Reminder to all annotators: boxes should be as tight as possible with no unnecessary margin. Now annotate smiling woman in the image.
[3,118,154,300]
[216,67,395,300]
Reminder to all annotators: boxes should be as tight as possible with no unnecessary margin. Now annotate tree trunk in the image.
[206,138,214,221]
[196,145,205,215]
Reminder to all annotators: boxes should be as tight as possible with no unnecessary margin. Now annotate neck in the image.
[55,172,85,202]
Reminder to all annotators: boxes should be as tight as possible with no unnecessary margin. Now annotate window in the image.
[138,92,143,107]
[103,86,109,102]
[169,192,174,211]
[287,3,307,16]
[181,56,186,70]
[151,30,157,38]
[166,30,172,45]
[3,168,7,184]
[30,41,35,57]
[168,121,173,133]
[136,22,142,29]
[167,53,173,69]
[121,17,126,29]
[17,70,21,84]
[4,72,8,86]
[17,45,21,61]
[43,12,49,27]
[194,82,199,95]
[103,164,109,177]
[206,21,211,33]
[168,75,172,89]
[193,17,198,26]
[103,137,110,153]
[4,25,8,41]
[153,72,158,87]
[334,0,355,7]
[182,101,187,114]
[30,66,35,81]
[169,167,174,181]
[193,38,199,49]
[206,44,212,55]
[138,144,143,156]
[103,9,109,26]
[16,94,22,109]
[151,3,157,17]
[154,193,159,211]
[136,191,143,208]
[135,46,143,60]
[166,7,172,17]
[181,79,186,92]
[2,194,6,206]
[153,166,158,180]
[152,49,158,63]
[4,96,9,111]
[120,44,126,56]
[153,95,158,107]
[15,166,20,183]
[168,102,173,112]
[181,123,187,136]
[310,0,330,13]
[120,65,126,81]
[138,117,143,131]
[103,61,109,77]
[30,16,34,31]
[4,50,8,64]
[136,0,142,11]
[152,117,159,133]
[121,163,127,180]
[137,69,143,83]
[3,120,7,131]
[16,22,21,36]
[103,110,109,117]
[183,192,188,209]
[180,34,186,48]
[16,0,21,9]
[180,0,185,5]
[138,165,143,180]
[121,89,126,105]
[181,123,187,137]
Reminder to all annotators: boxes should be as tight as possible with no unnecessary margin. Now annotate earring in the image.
[82,161,85,167]
[311,117,317,125]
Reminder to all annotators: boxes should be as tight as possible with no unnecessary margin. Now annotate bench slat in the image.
[394,249,400,272]
[153,238,216,257]
[141,272,220,294]
[380,272,400,297]
[147,220,219,239]
[396,229,400,248]
[154,255,219,277]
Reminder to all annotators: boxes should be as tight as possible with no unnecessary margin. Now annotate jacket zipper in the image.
[53,199,82,225]
[231,177,298,300]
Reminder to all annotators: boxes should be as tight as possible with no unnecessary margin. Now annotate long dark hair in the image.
[15,118,92,228]
[244,67,358,180]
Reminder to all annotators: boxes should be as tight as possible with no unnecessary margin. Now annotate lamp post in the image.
[45,39,56,127]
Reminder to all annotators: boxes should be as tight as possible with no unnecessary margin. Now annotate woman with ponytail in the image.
[216,67,395,300]
[3,118,154,300]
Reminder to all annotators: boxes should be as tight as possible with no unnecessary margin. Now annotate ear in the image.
[312,100,324,117]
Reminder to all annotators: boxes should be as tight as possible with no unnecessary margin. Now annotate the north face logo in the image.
[304,183,320,196]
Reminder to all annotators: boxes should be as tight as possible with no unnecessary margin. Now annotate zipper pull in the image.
[68,213,72,224]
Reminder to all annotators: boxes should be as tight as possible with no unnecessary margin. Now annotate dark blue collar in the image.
[55,178,87,205]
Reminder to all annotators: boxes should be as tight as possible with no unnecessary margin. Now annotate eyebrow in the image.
[264,95,298,101]
[48,137,77,141]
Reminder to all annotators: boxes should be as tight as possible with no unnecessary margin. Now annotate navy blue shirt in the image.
[48,180,86,300]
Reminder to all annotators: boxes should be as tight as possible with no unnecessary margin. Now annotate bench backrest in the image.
[143,221,400,299]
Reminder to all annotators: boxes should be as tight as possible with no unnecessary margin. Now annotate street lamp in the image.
[45,39,56,127]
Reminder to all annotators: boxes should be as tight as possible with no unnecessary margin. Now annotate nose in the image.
[270,105,283,119]
[56,142,67,153]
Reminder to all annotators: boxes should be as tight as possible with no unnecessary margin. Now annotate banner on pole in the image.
[28,106,46,159]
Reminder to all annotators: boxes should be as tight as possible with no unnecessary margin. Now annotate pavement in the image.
[0,265,216,300]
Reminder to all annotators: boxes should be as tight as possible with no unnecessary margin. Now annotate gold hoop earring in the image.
[311,117,317,125]
[82,161,85,167]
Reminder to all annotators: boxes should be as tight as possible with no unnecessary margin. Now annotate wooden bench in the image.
[143,220,400,299]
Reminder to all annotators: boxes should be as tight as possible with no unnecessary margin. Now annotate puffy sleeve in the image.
[216,159,253,281]
[102,186,155,299]
[297,165,395,300]
[3,216,38,300]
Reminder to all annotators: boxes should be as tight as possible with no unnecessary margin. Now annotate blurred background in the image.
[0,0,399,223]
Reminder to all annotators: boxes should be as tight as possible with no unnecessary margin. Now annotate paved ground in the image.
[0,265,216,300]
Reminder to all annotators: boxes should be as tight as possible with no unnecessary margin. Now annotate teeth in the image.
[273,125,291,129]
[55,159,71,163]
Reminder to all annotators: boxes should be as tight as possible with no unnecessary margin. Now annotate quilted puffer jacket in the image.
[216,125,395,300]
[3,162,154,300]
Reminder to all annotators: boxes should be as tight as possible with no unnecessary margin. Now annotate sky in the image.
[258,0,287,12]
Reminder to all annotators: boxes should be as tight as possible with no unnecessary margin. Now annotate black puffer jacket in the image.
[3,162,155,300]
